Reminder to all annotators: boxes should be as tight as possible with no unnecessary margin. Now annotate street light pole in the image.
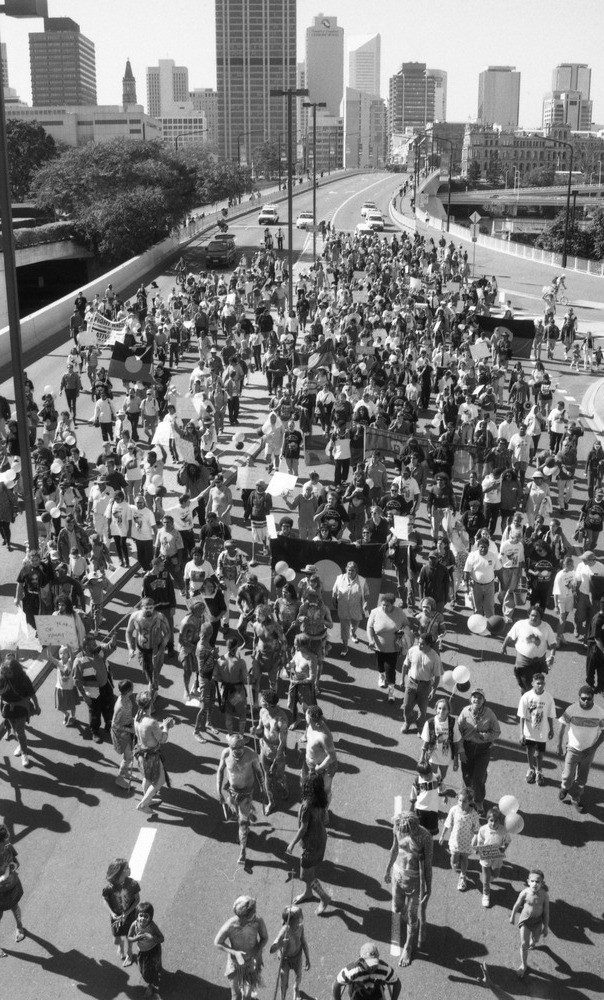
[303,101,326,264]
[0,2,50,550]
[271,87,309,315]
[174,128,208,151]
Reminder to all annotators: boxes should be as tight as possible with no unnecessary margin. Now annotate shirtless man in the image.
[126,598,171,695]
[217,734,264,865]
[384,811,433,968]
[214,895,268,1000]
[253,689,289,815]
[302,706,337,810]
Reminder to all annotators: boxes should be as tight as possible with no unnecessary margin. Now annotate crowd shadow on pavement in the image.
[450,951,604,1000]
[2,928,139,999]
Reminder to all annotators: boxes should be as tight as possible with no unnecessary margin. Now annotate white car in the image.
[361,201,378,217]
[366,211,384,231]
[258,204,279,225]
[296,211,314,229]
[355,222,374,235]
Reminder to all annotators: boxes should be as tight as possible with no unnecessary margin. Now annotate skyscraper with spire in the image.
[122,58,137,109]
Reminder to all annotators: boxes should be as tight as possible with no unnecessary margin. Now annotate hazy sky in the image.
[1,0,602,128]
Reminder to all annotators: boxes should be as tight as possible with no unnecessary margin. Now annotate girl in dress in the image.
[102,859,141,968]
[52,644,78,727]
[128,901,164,997]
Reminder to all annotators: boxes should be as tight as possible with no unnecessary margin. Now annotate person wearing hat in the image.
[133,690,177,814]
[457,689,501,815]
[333,942,401,1000]
[524,470,552,528]
[557,684,604,812]
[214,896,268,1000]
[216,734,264,866]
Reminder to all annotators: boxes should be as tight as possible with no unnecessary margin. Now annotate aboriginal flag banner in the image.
[474,314,536,359]
[270,537,383,607]
[293,342,335,372]
[364,426,432,459]
[108,341,154,384]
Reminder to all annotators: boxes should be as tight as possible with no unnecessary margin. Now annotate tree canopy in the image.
[536,207,604,261]
[6,119,57,201]
[31,139,198,263]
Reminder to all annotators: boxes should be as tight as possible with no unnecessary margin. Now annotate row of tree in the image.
[536,207,604,260]
[6,120,251,264]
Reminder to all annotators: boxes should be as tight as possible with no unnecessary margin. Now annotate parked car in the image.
[296,211,314,229]
[258,204,280,225]
[361,201,378,217]
[205,235,236,267]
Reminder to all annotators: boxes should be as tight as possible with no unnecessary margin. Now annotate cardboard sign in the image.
[477,843,505,860]
[267,472,298,497]
[470,339,491,362]
[35,615,81,649]
[266,513,278,539]
[236,466,267,489]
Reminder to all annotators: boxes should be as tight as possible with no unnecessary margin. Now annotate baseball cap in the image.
[359,942,380,967]
[471,688,486,699]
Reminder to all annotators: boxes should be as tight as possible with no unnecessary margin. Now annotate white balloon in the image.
[499,794,520,816]
[441,670,456,690]
[50,460,63,474]
[505,813,524,834]
[275,561,289,574]
[452,664,470,685]
[284,567,296,582]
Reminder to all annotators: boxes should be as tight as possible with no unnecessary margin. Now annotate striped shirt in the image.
[336,958,397,993]
[559,702,604,751]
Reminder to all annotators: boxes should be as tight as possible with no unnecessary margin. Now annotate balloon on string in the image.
[43,385,53,396]
[456,679,471,694]
[151,474,163,488]
[498,794,519,816]
[234,431,246,445]
[65,435,76,446]
[284,567,296,582]
[441,670,456,691]
[468,613,489,636]
[50,460,63,474]
[49,507,61,519]
[275,561,289,574]
[145,483,157,495]
[45,500,55,512]
[505,813,524,834]
[3,471,16,485]
[452,664,471,685]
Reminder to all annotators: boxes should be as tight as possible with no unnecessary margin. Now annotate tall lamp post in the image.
[0,0,50,550]
[303,101,326,263]
[174,128,208,151]
[270,86,309,313]
[532,132,574,269]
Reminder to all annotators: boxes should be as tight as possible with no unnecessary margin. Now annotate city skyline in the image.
[1,0,603,129]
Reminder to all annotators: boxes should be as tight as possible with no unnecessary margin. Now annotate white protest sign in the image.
[393,516,409,541]
[236,466,267,489]
[267,472,298,497]
[152,417,172,448]
[266,513,278,539]
[35,615,81,649]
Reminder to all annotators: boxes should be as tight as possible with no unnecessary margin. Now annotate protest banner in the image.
[35,615,81,648]
[236,466,267,489]
[267,472,298,497]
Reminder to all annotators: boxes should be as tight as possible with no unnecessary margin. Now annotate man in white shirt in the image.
[517,672,556,786]
[508,425,532,488]
[547,401,567,453]
[463,537,502,617]
[574,550,604,643]
[557,684,604,811]
[497,411,517,443]
[501,607,557,691]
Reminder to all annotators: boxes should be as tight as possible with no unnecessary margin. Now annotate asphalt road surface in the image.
[1,172,604,1000]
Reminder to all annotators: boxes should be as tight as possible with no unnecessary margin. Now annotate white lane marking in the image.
[390,794,402,956]
[129,828,157,881]
[331,176,393,231]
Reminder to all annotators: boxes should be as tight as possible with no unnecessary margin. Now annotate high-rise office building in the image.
[190,88,218,145]
[146,59,189,118]
[122,59,137,108]
[29,18,97,107]
[305,13,343,117]
[388,62,435,136]
[216,0,296,164]
[543,63,592,131]
[344,87,386,168]
[477,66,520,127]
[348,34,380,97]
[428,69,447,122]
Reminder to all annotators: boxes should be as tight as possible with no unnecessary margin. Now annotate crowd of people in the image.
[1,210,604,992]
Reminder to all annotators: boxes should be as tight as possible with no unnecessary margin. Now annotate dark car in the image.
[205,235,236,267]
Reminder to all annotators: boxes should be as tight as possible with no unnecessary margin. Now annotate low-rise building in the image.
[6,103,161,146]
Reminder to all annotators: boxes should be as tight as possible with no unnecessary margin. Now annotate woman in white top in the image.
[420,698,463,779]
[331,562,369,656]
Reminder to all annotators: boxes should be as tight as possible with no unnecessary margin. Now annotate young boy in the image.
[552,555,577,646]
[270,905,310,1000]
[517,672,556,787]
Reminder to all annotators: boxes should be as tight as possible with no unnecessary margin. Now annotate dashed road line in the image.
[129,827,157,881]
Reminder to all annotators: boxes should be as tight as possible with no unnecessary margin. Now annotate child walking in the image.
[409,760,443,836]
[52,644,78,726]
[472,806,511,908]
[510,869,550,978]
[128,901,164,998]
[439,788,481,891]
[270,905,310,1000]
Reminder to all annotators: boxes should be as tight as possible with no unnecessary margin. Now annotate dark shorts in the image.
[525,739,546,752]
